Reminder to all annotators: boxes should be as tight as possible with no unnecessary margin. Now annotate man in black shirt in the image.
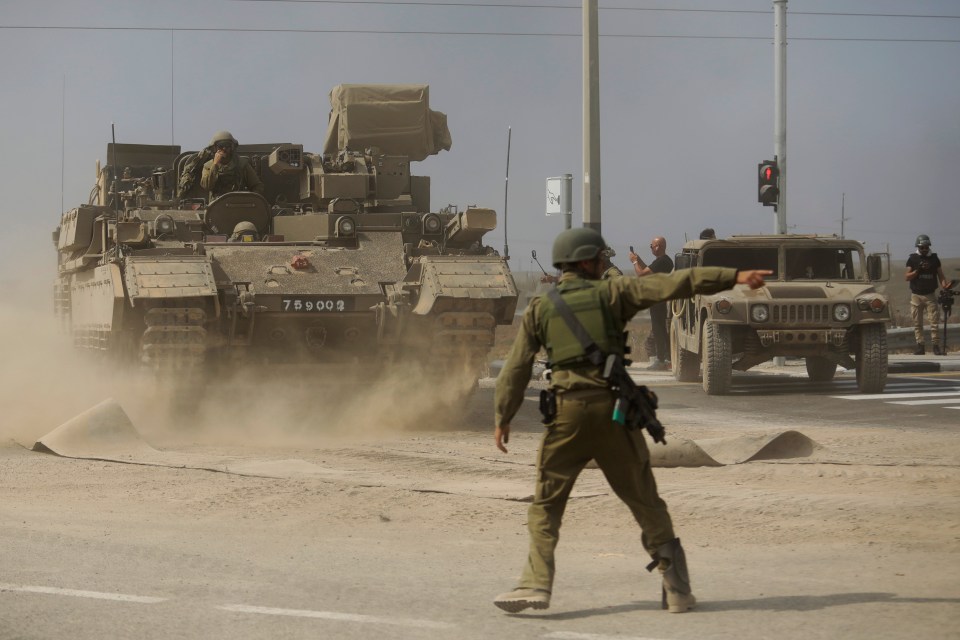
[629,237,674,370]
[905,234,950,355]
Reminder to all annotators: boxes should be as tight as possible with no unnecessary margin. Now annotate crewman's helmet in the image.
[209,130,238,149]
[552,228,607,268]
[230,220,259,242]
[915,234,931,248]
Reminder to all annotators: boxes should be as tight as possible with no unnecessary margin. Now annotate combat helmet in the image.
[209,130,238,148]
[230,220,259,242]
[915,234,931,248]
[552,228,607,268]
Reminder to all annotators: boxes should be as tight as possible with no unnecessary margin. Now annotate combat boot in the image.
[933,345,944,356]
[493,588,551,612]
[647,538,696,613]
[913,343,925,355]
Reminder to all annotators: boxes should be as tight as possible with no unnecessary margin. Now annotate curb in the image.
[888,361,942,374]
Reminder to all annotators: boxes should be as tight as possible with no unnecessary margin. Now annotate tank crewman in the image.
[905,233,950,355]
[699,228,716,240]
[229,221,259,243]
[492,227,770,614]
[200,131,264,201]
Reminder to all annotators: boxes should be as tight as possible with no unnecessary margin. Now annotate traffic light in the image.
[758,159,779,207]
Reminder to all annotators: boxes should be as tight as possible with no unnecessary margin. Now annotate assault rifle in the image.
[603,354,667,445]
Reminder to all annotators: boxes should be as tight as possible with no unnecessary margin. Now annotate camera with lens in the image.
[939,280,959,313]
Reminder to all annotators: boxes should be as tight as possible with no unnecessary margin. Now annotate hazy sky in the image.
[2,0,958,280]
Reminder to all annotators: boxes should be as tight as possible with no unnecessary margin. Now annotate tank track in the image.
[140,306,208,370]
[429,311,496,361]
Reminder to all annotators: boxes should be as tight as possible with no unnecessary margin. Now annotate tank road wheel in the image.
[701,321,732,395]
[805,356,837,382]
[856,323,888,394]
[671,317,700,383]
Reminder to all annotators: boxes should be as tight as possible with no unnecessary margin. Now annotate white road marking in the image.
[545,632,670,640]
[0,583,166,604]
[889,398,960,406]
[830,390,960,400]
[218,604,456,629]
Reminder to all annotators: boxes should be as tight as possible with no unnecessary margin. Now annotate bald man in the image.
[629,237,674,370]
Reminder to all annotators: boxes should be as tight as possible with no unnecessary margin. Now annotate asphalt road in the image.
[643,368,960,434]
[2,361,958,640]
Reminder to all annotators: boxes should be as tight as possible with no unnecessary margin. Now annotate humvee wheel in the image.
[856,323,888,394]
[805,356,837,382]
[701,321,732,395]
[671,317,700,382]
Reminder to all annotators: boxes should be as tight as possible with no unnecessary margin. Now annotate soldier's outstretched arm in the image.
[736,269,773,289]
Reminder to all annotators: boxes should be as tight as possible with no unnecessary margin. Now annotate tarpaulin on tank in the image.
[323,84,453,161]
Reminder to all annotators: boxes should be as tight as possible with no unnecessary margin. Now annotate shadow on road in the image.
[522,592,960,620]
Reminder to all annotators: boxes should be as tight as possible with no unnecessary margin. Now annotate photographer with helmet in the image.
[905,234,951,355]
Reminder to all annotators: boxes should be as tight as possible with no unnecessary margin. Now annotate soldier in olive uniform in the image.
[200,130,264,201]
[600,247,623,279]
[492,228,770,614]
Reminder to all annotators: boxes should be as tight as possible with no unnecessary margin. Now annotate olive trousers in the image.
[911,292,941,345]
[518,388,676,591]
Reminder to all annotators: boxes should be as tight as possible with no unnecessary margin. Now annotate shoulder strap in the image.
[545,288,605,367]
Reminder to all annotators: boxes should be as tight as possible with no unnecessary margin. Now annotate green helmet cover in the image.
[915,234,931,247]
[552,228,607,268]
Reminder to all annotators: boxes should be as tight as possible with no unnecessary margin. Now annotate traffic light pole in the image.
[583,0,601,234]
[773,0,787,234]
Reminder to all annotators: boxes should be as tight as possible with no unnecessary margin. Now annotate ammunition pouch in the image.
[539,389,558,425]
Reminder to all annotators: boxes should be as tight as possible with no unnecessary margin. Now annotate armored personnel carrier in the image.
[670,234,891,394]
[52,85,517,391]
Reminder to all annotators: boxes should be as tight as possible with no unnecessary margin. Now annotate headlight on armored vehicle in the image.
[857,297,887,313]
[833,303,851,322]
[422,213,443,235]
[750,304,769,323]
[336,215,356,237]
[716,298,733,314]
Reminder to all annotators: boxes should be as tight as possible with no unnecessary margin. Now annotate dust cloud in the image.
[0,277,482,450]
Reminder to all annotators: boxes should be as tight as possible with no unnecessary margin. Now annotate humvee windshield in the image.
[702,247,779,279]
[700,245,863,281]
[784,247,861,281]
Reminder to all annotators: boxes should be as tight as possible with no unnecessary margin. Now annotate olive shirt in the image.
[200,155,265,199]
[494,267,737,428]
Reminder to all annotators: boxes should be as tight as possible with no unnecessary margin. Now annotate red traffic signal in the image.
[758,160,779,207]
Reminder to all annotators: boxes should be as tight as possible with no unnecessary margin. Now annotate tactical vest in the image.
[210,157,251,197]
[909,252,940,295]
[538,278,624,370]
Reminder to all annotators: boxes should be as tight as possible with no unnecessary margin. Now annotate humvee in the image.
[670,235,891,394]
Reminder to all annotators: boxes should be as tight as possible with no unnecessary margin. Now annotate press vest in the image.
[537,278,624,370]
[907,252,941,295]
